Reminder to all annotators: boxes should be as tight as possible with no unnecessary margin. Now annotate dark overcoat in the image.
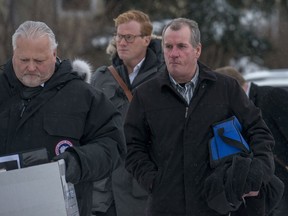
[125,62,276,216]
[249,83,288,215]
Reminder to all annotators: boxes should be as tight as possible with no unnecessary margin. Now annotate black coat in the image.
[249,83,288,214]
[0,59,125,216]
[125,62,275,216]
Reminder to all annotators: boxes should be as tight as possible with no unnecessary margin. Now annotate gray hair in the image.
[162,18,201,48]
[12,21,58,51]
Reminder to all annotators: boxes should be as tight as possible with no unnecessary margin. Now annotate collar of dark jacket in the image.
[158,61,217,89]
[140,48,159,72]
[248,82,258,103]
[45,60,76,88]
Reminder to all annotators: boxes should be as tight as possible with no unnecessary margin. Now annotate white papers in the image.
[0,154,20,172]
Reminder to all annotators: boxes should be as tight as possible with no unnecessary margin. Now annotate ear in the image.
[144,36,151,46]
[53,49,57,58]
[195,44,202,58]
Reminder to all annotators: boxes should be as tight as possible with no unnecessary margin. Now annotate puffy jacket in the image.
[0,59,125,216]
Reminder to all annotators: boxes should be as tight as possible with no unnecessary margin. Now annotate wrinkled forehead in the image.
[163,26,192,43]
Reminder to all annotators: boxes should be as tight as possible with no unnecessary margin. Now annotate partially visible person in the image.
[0,21,125,216]
[90,10,164,216]
[215,66,288,216]
[124,18,283,216]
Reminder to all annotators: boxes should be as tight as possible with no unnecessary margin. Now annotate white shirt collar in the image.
[129,58,145,83]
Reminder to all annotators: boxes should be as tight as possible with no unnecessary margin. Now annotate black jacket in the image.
[125,62,275,216]
[249,83,288,213]
[0,59,125,216]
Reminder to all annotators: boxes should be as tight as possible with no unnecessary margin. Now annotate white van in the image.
[243,69,288,90]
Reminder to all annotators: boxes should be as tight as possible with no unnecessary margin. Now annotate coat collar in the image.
[158,61,217,89]
[248,82,257,100]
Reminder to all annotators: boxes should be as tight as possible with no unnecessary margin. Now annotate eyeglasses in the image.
[114,34,144,43]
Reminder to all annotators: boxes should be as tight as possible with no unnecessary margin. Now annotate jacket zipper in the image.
[20,99,30,118]
[185,107,188,118]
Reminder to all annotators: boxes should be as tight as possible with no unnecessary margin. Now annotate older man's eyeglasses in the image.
[115,34,144,43]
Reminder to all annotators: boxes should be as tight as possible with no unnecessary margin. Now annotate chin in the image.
[22,80,42,87]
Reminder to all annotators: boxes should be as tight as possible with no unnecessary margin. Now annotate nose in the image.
[27,61,36,71]
[169,47,179,58]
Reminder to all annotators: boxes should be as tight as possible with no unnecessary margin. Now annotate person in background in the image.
[0,20,125,216]
[124,18,283,216]
[215,66,288,216]
[90,9,164,216]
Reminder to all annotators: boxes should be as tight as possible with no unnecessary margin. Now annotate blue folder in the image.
[209,116,250,168]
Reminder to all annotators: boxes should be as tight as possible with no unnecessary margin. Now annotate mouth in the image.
[118,49,128,53]
[170,61,180,66]
[24,73,39,77]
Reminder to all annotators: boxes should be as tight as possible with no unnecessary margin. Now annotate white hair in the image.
[12,21,58,51]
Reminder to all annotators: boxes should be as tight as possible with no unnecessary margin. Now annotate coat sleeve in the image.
[72,89,126,183]
[124,89,157,192]
[229,80,275,183]
[91,66,130,119]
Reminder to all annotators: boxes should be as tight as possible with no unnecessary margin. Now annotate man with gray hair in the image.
[124,18,282,215]
[0,21,125,216]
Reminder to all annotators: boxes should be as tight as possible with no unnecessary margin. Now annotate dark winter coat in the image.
[124,62,276,216]
[0,59,125,216]
[90,38,164,215]
[249,83,288,214]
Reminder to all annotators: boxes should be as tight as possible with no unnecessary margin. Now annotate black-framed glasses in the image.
[114,34,144,43]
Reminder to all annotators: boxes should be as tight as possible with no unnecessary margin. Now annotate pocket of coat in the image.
[43,114,83,139]
[93,177,111,192]
[132,178,148,198]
